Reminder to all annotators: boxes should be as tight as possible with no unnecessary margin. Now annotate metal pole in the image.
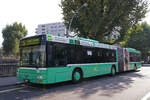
[66,3,88,38]
[67,13,77,38]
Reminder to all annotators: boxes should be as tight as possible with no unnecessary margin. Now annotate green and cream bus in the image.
[17,34,141,84]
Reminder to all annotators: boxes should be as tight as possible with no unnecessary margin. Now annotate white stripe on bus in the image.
[19,67,47,70]
[19,62,118,69]
[67,62,117,66]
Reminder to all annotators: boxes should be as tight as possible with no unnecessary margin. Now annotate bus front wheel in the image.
[72,69,83,84]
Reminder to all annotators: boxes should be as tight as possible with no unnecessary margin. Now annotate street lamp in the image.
[66,3,88,38]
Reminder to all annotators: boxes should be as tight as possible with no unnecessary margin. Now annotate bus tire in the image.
[134,64,137,71]
[111,66,116,76]
[72,69,83,84]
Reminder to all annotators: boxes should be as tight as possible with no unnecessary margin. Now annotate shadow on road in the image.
[73,70,144,98]
[0,70,144,100]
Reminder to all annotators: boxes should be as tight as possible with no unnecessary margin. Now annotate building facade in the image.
[35,22,66,37]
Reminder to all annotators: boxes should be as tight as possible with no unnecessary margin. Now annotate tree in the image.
[61,0,148,44]
[0,47,3,57]
[2,22,27,56]
[124,22,150,60]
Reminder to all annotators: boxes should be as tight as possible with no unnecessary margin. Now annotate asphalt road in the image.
[1,66,150,100]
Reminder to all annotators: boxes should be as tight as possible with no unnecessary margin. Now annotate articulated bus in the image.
[17,34,141,84]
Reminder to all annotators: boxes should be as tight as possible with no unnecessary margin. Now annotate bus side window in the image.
[54,43,68,67]
[102,49,107,62]
[129,53,133,62]
[110,50,116,62]
[47,45,53,67]
[98,49,103,63]
[69,45,76,64]
[75,46,84,64]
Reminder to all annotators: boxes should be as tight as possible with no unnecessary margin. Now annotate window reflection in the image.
[20,45,46,67]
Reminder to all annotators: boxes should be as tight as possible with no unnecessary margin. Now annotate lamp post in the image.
[66,3,88,38]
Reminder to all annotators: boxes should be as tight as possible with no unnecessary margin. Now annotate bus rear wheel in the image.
[72,69,83,84]
[134,64,137,71]
[111,66,116,76]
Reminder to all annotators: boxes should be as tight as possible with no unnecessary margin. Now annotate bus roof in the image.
[20,34,140,52]
[46,34,118,50]
[126,48,140,54]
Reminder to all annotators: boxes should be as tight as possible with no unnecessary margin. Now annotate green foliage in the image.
[2,22,27,56]
[124,22,150,59]
[0,48,3,56]
[12,39,19,56]
[61,0,148,43]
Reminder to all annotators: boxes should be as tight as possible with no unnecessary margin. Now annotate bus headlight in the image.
[37,76,43,79]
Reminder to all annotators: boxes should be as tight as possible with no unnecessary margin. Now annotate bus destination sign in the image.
[20,37,41,46]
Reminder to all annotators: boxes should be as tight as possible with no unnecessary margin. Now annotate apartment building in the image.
[35,22,66,37]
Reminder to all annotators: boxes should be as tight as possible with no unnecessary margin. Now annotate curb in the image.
[0,75,16,78]
[0,82,24,88]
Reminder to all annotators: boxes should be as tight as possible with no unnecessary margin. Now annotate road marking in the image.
[18,90,30,93]
[25,85,39,89]
[141,92,150,100]
[0,87,25,94]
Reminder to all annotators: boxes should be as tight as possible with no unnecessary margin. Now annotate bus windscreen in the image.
[20,45,46,67]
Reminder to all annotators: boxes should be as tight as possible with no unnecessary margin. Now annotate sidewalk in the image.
[0,77,22,87]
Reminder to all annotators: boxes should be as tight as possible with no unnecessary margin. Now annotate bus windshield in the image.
[20,45,46,67]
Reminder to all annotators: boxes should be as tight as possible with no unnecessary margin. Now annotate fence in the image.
[0,58,19,76]
[0,63,18,76]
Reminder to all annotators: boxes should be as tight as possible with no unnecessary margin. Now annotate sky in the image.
[0,0,150,47]
[0,0,63,47]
